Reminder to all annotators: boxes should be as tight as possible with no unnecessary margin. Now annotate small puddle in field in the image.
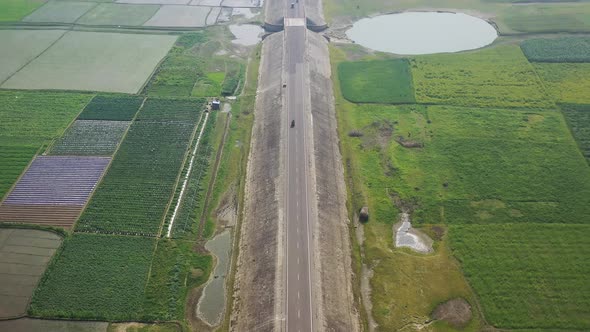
[394,213,433,253]
[229,24,264,46]
[347,12,497,54]
[197,230,231,326]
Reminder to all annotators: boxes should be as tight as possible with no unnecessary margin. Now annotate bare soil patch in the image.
[431,298,472,328]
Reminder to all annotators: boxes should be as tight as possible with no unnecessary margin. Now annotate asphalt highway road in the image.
[284,0,314,331]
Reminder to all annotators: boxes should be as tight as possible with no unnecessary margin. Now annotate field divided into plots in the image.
[78,95,143,121]
[0,156,110,228]
[411,45,553,109]
[49,120,130,156]
[77,98,203,236]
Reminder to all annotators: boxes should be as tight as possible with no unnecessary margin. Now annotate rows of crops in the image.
[521,37,590,63]
[78,95,143,121]
[49,120,130,156]
[450,223,590,329]
[0,145,37,200]
[76,98,202,236]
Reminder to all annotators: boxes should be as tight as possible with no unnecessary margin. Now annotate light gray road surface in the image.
[284,0,314,331]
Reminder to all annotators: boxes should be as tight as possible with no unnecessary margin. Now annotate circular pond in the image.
[346,12,497,55]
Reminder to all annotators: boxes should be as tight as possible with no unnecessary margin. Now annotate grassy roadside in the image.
[330,45,484,331]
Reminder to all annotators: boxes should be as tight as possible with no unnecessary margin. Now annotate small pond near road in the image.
[346,12,497,55]
[229,24,264,46]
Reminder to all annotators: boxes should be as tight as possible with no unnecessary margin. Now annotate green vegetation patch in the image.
[77,98,202,236]
[78,95,143,121]
[501,4,590,34]
[49,120,130,156]
[0,0,48,21]
[1,31,177,94]
[0,91,92,147]
[192,72,225,97]
[561,103,590,163]
[220,62,244,96]
[30,233,155,321]
[450,223,590,329]
[0,146,38,199]
[338,59,415,104]
[534,63,590,104]
[22,0,96,23]
[144,34,207,97]
[77,3,159,26]
[142,239,212,320]
[521,37,590,63]
[411,46,552,109]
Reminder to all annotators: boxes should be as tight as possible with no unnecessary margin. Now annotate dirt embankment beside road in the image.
[307,31,360,331]
[230,31,285,332]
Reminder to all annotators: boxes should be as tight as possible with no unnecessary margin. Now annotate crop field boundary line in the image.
[197,111,231,238]
[72,97,147,233]
[166,111,210,238]
[0,30,68,87]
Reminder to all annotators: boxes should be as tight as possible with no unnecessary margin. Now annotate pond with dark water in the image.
[346,12,497,55]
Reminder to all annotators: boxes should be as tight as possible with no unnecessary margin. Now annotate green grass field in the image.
[77,95,144,121]
[411,46,553,109]
[77,98,202,236]
[0,146,38,200]
[521,37,590,63]
[561,103,590,163]
[29,233,156,321]
[49,120,130,156]
[534,63,590,104]
[0,0,48,21]
[450,223,590,329]
[2,31,176,94]
[192,72,225,97]
[338,59,415,104]
[77,3,159,26]
[500,3,590,34]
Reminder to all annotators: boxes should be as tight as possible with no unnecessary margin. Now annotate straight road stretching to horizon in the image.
[284,0,314,331]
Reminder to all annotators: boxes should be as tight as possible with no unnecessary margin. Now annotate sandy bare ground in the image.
[230,31,285,332]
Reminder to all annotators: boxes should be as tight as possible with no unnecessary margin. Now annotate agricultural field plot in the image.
[0,146,38,201]
[77,98,202,236]
[500,3,590,34]
[78,95,144,121]
[143,5,211,27]
[450,223,590,329]
[1,31,177,94]
[144,33,207,97]
[0,156,110,228]
[534,63,590,104]
[0,0,48,21]
[0,30,66,84]
[192,72,225,97]
[117,0,190,4]
[0,91,92,147]
[338,59,415,104]
[29,233,155,321]
[521,37,590,63]
[0,228,61,318]
[22,0,96,23]
[411,45,553,109]
[49,120,130,156]
[561,104,590,163]
[77,3,159,26]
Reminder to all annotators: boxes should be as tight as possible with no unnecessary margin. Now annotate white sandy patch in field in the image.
[394,213,433,253]
[2,31,176,94]
[0,30,66,84]
[144,5,210,27]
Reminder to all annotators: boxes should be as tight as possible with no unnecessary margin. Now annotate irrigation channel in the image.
[166,111,210,238]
